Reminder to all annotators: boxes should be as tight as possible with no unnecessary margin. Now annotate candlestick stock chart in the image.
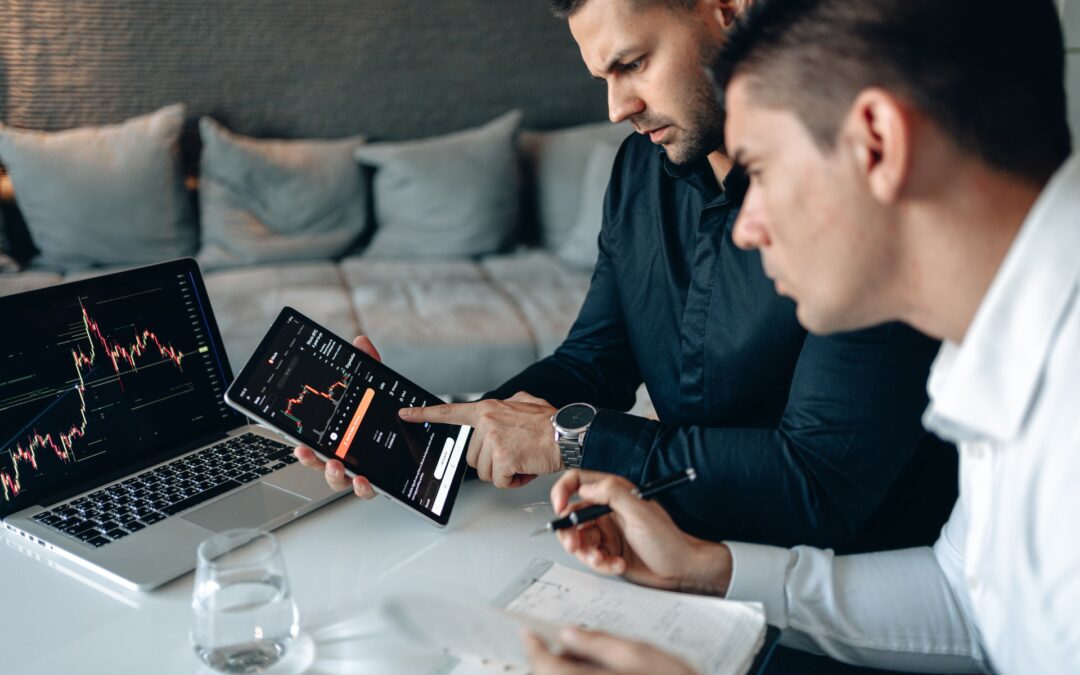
[0,270,235,509]
[283,376,350,436]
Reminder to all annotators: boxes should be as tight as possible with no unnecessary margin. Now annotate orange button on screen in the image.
[335,387,375,459]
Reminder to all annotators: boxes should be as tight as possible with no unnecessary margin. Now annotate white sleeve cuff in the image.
[724,541,795,627]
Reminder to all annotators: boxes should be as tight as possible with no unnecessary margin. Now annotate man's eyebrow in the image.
[591,48,639,80]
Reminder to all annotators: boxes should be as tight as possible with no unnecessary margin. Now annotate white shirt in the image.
[723,155,1080,674]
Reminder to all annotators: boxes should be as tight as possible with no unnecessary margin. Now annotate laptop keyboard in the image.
[30,433,299,548]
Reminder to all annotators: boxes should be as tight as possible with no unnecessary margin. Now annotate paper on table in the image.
[384,593,562,673]
[384,560,767,675]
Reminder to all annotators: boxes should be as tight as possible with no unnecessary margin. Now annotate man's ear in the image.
[842,88,912,205]
[710,0,753,29]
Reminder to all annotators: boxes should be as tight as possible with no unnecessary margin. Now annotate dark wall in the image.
[0,0,608,158]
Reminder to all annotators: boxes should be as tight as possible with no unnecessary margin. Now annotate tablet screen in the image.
[226,308,470,525]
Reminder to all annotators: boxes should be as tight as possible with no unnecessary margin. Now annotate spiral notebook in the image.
[384,559,769,675]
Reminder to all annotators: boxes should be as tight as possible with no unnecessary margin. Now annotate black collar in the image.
[659,148,749,207]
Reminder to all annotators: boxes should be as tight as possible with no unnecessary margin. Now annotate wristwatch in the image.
[552,402,597,469]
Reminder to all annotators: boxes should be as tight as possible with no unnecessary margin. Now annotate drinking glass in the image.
[191,529,299,673]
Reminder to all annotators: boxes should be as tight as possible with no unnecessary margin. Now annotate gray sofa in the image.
[0,115,634,399]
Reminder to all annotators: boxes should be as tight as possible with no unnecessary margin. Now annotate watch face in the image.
[556,403,596,431]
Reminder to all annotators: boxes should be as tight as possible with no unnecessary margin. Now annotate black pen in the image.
[531,467,697,536]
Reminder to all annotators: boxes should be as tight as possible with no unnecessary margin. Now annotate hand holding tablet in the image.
[291,336,380,500]
[225,308,472,527]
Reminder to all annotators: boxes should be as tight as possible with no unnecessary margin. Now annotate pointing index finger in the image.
[399,401,479,426]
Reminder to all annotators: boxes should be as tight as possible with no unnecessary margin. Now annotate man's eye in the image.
[735,162,760,180]
[625,59,643,71]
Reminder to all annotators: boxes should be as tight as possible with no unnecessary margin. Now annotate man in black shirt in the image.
[299,0,956,552]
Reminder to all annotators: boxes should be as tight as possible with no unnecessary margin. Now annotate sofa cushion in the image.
[344,257,490,284]
[556,140,621,270]
[481,252,591,358]
[61,265,150,283]
[481,249,588,284]
[202,263,358,369]
[520,121,632,249]
[0,270,63,297]
[0,104,197,270]
[482,251,654,414]
[356,110,522,259]
[340,257,535,394]
[197,118,369,270]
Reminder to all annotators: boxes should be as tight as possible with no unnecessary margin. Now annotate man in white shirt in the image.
[525,0,1078,673]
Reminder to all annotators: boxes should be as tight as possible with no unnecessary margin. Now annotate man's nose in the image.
[732,187,770,251]
[608,80,645,124]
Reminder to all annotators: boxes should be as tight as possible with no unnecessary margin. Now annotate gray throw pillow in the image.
[197,118,368,269]
[0,104,197,270]
[519,120,632,249]
[557,141,620,271]
[356,110,523,259]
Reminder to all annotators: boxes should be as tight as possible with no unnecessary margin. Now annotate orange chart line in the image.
[335,388,375,459]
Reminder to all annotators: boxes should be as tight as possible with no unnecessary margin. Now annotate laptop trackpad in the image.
[183,483,308,533]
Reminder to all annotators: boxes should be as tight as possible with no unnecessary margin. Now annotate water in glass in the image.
[191,529,299,673]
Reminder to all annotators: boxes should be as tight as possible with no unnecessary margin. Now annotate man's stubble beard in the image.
[661,39,726,165]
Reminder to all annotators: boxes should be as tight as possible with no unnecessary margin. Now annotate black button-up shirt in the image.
[490,133,956,551]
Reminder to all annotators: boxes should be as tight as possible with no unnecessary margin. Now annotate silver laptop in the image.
[0,259,344,590]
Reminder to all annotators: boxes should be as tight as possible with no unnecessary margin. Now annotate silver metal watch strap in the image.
[557,429,586,469]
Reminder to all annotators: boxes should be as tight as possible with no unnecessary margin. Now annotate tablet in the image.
[224,307,471,527]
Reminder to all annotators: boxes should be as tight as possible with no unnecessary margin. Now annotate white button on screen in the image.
[434,437,454,480]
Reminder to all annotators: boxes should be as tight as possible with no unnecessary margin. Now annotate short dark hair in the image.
[548,0,696,20]
[712,0,1071,183]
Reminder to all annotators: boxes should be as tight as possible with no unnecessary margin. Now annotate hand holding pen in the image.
[544,468,731,595]
[533,468,697,535]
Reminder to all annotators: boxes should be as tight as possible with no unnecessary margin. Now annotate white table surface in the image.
[1,474,580,675]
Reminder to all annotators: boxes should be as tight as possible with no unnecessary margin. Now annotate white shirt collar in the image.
[924,155,1080,444]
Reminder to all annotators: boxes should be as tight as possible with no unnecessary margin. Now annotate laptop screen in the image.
[0,259,243,518]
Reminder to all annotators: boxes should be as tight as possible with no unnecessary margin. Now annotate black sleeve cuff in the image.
[581,409,659,483]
